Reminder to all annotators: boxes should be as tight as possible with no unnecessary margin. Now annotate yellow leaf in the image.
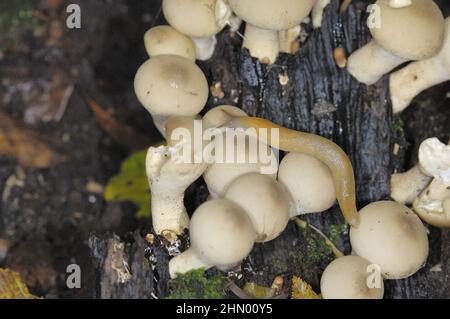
[0,268,40,299]
[243,282,276,299]
[291,276,321,299]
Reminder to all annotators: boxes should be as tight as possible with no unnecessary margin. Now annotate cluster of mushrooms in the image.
[133,0,450,299]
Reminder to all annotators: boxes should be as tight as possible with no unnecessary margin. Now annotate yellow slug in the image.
[234,116,360,227]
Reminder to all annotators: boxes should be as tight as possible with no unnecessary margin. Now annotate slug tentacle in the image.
[232,116,359,227]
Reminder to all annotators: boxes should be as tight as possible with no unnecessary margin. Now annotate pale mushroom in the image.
[224,173,290,242]
[320,255,384,299]
[227,0,315,63]
[134,55,208,136]
[162,0,231,60]
[278,153,336,216]
[202,105,248,129]
[144,25,196,61]
[203,131,278,198]
[347,0,445,85]
[169,199,256,278]
[390,17,450,113]
[350,201,429,279]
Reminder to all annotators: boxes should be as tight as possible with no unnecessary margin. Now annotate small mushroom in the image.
[203,131,278,198]
[146,145,208,236]
[320,256,384,299]
[227,0,315,63]
[202,105,248,129]
[224,173,290,242]
[312,0,331,28]
[169,199,256,278]
[134,55,208,136]
[162,0,230,60]
[412,138,450,227]
[350,201,429,279]
[144,25,196,61]
[278,153,336,216]
[347,0,445,85]
[391,137,449,205]
[390,17,450,113]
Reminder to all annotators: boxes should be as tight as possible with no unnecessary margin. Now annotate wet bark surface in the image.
[1,0,449,299]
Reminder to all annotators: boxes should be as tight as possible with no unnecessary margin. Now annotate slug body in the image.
[234,117,359,226]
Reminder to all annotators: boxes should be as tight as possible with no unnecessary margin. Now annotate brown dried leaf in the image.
[0,112,67,168]
[83,94,153,151]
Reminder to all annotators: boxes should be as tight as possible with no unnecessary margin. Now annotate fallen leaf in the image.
[0,268,40,299]
[104,150,151,217]
[0,112,67,168]
[83,94,154,151]
[243,282,276,299]
[291,276,321,299]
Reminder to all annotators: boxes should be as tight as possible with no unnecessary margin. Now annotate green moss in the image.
[393,114,405,135]
[328,223,348,244]
[0,0,36,48]
[167,269,229,299]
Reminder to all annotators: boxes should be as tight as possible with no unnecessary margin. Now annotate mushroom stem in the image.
[279,26,301,54]
[390,165,432,205]
[169,248,212,278]
[390,18,450,113]
[229,116,359,227]
[347,40,408,85]
[243,23,280,64]
[312,0,330,28]
[146,145,208,235]
[150,113,168,137]
[191,36,218,61]
[389,0,412,8]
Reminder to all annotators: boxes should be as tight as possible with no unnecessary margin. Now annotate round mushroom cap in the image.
[190,199,256,266]
[278,153,336,214]
[320,256,384,299]
[163,0,225,38]
[350,201,429,279]
[228,0,315,31]
[224,173,290,242]
[202,105,248,129]
[203,132,278,197]
[144,25,196,61]
[134,55,208,116]
[370,0,445,60]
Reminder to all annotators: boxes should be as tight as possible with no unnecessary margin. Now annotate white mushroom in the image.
[347,0,445,85]
[350,201,429,279]
[203,130,278,198]
[162,0,230,60]
[224,173,290,242]
[169,199,256,278]
[278,153,336,217]
[412,138,450,227]
[146,145,207,237]
[312,0,331,28]
[144,25,196,61]
[202,105,248,129]
[390,165,432,205]
[134,55,208,136]
[227,0,315,63]
[390,17,450,113]
[320,256,384,299]
[388,0,412,8]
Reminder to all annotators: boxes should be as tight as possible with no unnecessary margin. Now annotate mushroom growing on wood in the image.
[320,256,384,299]
[390,17,450,113]
[162,0,231,60]
[350,201,429,279]
[144,25,196,61]
[227,0,315,63]
[169,199,255,278]
[224,173,290,242]
[413,138,450,227]
[278,153,336,216]
[228,116,359,226]
[134,55,208,136]
[347,0,445,85]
